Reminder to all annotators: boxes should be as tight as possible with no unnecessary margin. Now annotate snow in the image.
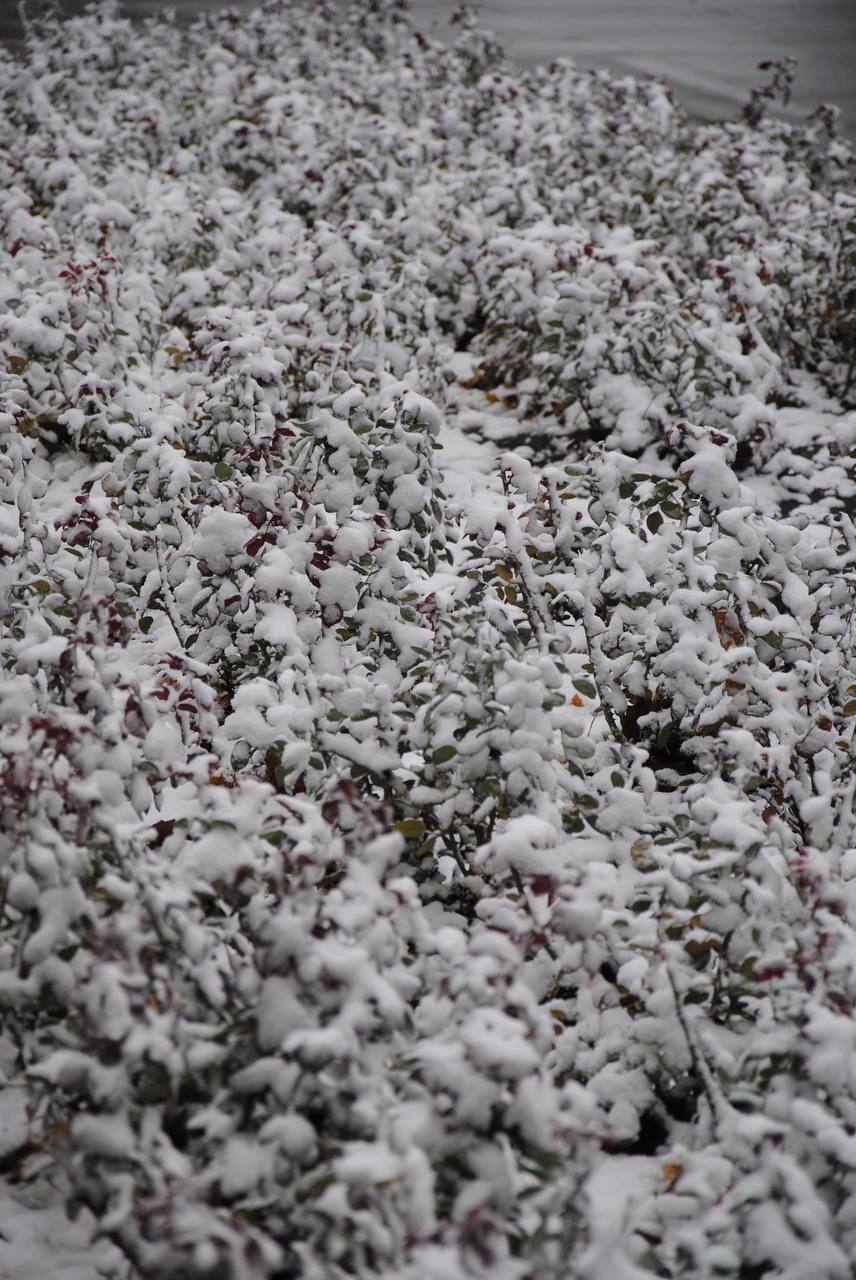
[192,510,253,573]
[0,3,854,1278]
[579,1156,662,1279]
[0,1189,126,1280]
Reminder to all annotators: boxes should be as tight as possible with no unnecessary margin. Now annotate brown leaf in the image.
[714,608,742,650]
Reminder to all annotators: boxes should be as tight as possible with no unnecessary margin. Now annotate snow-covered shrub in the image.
[456,65,856,473]
[1,2,855,1278]
[549,429,856,814]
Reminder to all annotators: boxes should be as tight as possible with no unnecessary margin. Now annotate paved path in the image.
[2,1,855,136]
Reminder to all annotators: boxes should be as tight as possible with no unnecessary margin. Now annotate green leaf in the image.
[432,744,456,765]
[214,462,233,480]
[140,614,154,634]
[572,678,597,698]
[843,700,856,717]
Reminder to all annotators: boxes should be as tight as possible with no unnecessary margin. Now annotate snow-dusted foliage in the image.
[1,3,855,1277]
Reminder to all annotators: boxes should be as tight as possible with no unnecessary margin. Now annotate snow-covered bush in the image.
[1,3,855,1278]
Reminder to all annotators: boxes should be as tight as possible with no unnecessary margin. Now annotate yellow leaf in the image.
[393,818,426,838]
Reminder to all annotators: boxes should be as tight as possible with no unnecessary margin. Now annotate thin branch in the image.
[664,958,724,1140]
[577,594,626,744]
[154,536,189,653]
